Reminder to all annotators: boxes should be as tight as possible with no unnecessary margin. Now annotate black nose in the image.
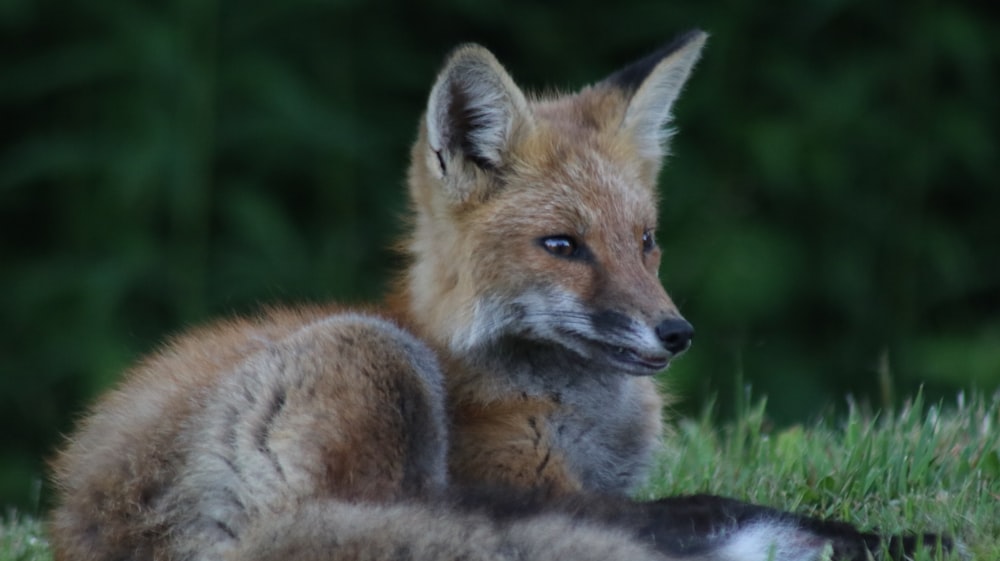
[655,317,694,355]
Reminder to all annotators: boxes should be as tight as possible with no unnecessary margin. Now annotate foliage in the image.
[1,0,997,508]
[0,513,50,561]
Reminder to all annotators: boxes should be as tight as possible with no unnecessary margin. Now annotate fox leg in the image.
[164,313,667,561]
[166,313,451,558]
[230,498,672,561]
[201,314,667,561]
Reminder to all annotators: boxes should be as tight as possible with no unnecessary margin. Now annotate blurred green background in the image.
[1,0,997,511]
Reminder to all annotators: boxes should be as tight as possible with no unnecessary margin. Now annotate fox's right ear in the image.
[425,45,532,195]
[603,30,707,162]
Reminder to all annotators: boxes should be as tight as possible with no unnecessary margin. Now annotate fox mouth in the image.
[602,343,670,374]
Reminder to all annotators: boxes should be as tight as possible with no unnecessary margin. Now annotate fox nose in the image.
[655,317,694,355]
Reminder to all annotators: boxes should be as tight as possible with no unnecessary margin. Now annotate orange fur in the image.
[50,34,709,561]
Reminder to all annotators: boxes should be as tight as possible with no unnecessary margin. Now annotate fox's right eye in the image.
[540,235,582,259]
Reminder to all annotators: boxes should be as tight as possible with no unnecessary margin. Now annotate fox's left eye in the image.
[540,235,585,260]
[642,230,656,253]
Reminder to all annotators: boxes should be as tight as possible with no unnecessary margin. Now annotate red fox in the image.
[50,31,949,561]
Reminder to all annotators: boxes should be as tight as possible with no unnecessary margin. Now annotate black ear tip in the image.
[605,29,708,92]
[674,28,709,46]
[662,29,710,53]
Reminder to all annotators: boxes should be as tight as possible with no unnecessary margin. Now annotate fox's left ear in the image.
[424,44,532,197]
[604,30,707,161]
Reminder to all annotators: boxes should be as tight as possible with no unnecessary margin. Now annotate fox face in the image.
[405,33,706,375]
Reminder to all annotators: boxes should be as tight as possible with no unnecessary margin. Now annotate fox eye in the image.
[540,235,582,259]
[642,230,656,253]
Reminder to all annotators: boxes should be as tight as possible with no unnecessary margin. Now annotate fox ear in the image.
[604,30,707,161]
[426,45,532,181]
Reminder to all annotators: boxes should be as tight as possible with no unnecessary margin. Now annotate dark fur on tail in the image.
[452,486,954,561]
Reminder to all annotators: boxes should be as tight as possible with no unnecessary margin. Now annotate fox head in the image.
[403,31,706,376]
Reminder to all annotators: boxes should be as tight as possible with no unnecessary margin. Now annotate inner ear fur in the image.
[603,29,707,161]
[425,45,533,176]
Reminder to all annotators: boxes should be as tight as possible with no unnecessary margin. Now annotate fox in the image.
[50,30,952,561]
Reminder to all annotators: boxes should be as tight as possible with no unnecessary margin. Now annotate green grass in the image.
[3,392,997,560]
[643,391,1000,559]
[0,514,49,561]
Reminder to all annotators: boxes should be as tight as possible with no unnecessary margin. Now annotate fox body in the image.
[51,32,947,561]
